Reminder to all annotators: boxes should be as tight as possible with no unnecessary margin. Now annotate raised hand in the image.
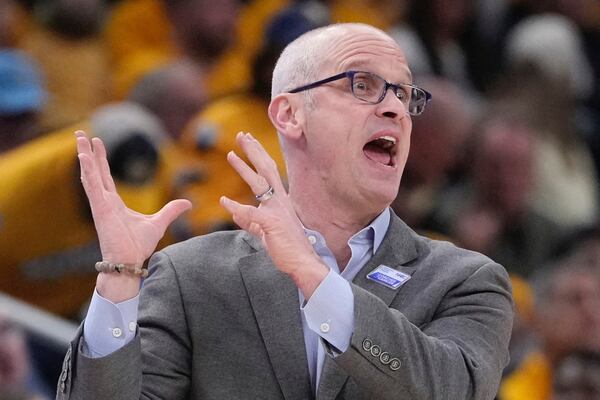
[76,131,191,301]
[220,132,328,299]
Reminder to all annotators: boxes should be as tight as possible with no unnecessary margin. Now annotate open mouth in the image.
[363,135,397,167]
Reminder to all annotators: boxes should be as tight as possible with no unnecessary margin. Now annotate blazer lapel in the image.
[317,213,421,400]
[238,236,313,400]
[352,214,420,306]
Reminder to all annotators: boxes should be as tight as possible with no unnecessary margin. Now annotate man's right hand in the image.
[76,131,191,302]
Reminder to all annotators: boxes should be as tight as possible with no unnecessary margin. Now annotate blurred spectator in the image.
[390,0,502,93]
[505,255,600,400]
[0,49,46,153]
[500,242,600,400]
[18,0,111,131]
[391,76,475,232]
[430,111,566,277]
[0,312,50,399]
[128,59,207,140]
[105,0,242,99]
[559,0,600,175]
[533,257,600,367]
[499,16,599,229]
[553,351,600,400]
[505,13,593,102]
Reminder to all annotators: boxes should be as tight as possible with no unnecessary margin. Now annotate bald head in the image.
[129,60,206,139]
[271,23,399,99]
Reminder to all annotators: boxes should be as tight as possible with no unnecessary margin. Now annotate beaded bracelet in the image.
[95,261,149,278]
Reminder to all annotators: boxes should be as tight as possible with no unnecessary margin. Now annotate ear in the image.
[268,94,304,141]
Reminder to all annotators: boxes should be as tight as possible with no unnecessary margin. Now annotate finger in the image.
[77,153,105,207]
[75,131,104,205]
[75,130,93,158]
[151,199,193,233]
[247,221,263,238]
[221,196,269,231]
[91,137,117,193]
[231,213,263,238]
[227,150,270,196]
[236,132,286,194]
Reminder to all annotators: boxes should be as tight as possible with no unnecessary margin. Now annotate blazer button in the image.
[370,345,381,357]
[379,352,391,364]
[362,338,373,351]
[389,358,402,371]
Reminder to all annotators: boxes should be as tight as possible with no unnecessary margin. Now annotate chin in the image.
[361,187,398,211]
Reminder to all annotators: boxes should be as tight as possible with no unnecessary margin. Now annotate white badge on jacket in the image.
[366,265,411,290]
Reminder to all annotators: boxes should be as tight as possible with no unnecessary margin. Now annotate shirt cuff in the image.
[302,269,354,354]
[82,288,140,358]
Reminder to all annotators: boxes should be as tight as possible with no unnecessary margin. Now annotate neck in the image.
[289,185,383,268]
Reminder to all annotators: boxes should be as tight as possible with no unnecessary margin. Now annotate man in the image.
[57,23,513,399]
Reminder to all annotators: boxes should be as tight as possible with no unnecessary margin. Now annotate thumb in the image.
[152,199,192,231]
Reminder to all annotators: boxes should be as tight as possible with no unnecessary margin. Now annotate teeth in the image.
[380,135,396,144]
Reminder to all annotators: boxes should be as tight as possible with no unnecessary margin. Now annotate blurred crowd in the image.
[1,0,600,398]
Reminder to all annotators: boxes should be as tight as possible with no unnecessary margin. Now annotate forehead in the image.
[320,26,412,83]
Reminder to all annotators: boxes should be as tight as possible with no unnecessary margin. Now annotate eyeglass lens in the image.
[350,72,426,115]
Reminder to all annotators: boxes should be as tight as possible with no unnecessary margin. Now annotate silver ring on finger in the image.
[255,186,274,202]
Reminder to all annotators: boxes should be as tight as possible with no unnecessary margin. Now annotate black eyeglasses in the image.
[288,70,432,116]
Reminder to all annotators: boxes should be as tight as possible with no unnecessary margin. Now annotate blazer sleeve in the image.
[332,261,513,400]
[56,251,192,400]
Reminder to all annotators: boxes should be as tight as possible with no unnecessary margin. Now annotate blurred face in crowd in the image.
[404,78,470,186]
[153,61,206,139]
[166,0,239,63]
[536,269,600,362]
[473,120,535,218]
[278,25,414,217]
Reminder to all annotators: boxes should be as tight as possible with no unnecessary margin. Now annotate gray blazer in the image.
[56,214,513,400]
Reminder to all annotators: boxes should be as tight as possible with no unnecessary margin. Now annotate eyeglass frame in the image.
[288,70,432,116]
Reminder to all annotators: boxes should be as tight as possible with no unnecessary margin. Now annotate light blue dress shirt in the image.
[83,208,391,392]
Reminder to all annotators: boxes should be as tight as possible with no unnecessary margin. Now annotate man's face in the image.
[296,27,413,213]
[537,271,600,357]
[474,122,534,216]
[169,0,239,62]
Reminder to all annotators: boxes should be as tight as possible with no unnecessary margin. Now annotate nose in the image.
[375,88,408,121]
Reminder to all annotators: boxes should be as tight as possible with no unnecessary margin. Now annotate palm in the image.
[76,131,191,264]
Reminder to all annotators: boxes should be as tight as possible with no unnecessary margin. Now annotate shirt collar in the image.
[303,207,391,253]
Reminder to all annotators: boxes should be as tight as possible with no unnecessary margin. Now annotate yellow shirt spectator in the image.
[178,93,284,235]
